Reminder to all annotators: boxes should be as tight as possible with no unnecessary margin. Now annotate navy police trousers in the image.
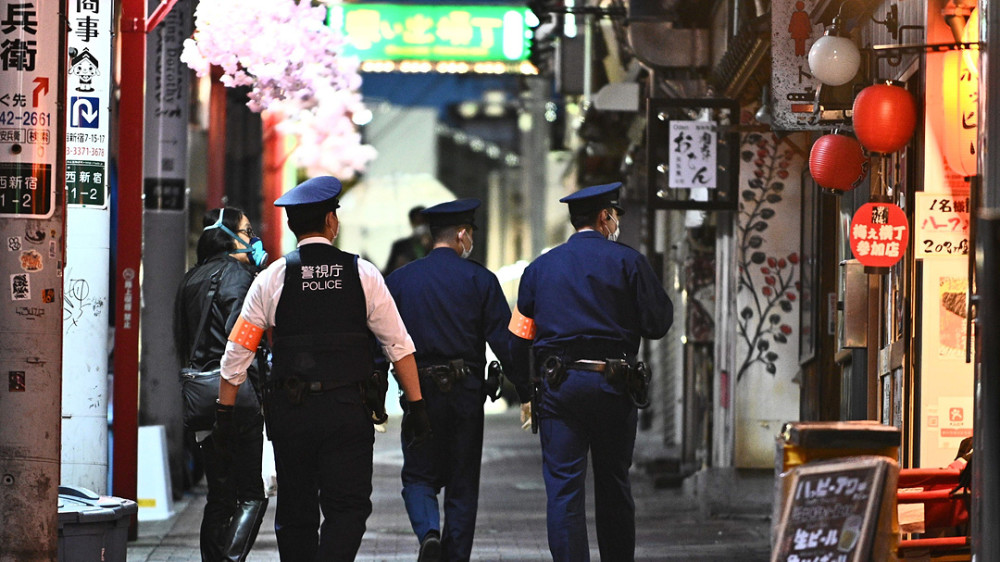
[400,381,485,561]
[538,368,638,562]
[269,386,374,561]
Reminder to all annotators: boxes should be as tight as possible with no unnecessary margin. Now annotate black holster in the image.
[484,360,504,402]
[626,362,652,409]
[541,355,567,390]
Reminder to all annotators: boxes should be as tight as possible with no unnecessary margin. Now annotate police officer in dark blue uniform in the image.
[510,182,673,562]
[385,198,530,561]
[217,176,430,561]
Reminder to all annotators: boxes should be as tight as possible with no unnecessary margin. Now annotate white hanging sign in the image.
[667,120,717,189]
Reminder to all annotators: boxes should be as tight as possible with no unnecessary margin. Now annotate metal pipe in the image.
[113,0,147,537]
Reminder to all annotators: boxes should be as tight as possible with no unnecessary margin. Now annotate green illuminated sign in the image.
[330,4,531,62]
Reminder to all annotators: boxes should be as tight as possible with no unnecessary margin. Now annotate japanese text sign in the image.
[330,4,530,63]
[667,120,718,189]
[914,192,970,258]
[0,0,58,218]
[66,0,112,208]
[849,202,909,269]
[773,457,897,562]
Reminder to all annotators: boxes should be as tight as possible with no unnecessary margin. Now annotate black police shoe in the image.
[418,529,441,562]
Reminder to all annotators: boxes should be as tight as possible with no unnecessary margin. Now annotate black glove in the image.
[212,401,237,464]
[363,370,390,425]
[401,399,432,449]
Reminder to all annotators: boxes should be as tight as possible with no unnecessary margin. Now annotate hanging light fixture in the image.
[809,133,868,194]
[852,81,917,154]
[808,8,862,86]
[941,7,978,178]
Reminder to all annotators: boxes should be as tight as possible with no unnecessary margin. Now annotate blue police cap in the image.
[559,182,624,215]
[274,176,343,208]
[422,198,480,230]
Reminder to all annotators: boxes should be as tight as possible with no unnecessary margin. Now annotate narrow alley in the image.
[127,408,771,561]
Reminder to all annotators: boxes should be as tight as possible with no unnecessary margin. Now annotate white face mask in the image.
[607,214,620,242]
[460,230,473,259]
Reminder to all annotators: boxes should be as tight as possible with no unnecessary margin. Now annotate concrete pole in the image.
[140,0,190,499]
[973,4,1000,560]
[0,0,67,558]
[61,0,116,495]
[520,76,549,257]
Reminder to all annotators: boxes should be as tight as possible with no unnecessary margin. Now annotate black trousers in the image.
[199,412,266,562]
[269,386,374,561]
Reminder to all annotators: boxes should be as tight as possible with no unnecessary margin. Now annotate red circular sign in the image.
[849,202,909,268]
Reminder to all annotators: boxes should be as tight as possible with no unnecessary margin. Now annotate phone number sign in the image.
[0,0,59,218]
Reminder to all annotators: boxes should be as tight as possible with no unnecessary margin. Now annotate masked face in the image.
[206,210,269,268]
[607,213,620,243]
[460,228,474,259]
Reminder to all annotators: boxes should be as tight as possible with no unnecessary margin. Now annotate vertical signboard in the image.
[0,0,66,557]
[144,0,188,210]
[0,1,57,217]
[140,0,190,500]
[62,0,114,494]
[66,0,110,208]
[771,0,823,130]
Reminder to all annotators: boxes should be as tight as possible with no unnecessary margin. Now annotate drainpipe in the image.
[974,3,1000,560]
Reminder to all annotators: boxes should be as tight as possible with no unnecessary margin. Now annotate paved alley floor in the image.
[127,408,771,561]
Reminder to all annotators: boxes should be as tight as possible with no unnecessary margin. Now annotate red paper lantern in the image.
[852,82,917,154]
[809,134,868,193]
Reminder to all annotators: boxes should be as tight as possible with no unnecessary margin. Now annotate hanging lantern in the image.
[852,82,917,154]
[809,134,869,193]
[941,8,978,178]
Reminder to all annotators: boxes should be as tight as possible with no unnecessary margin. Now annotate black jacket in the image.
[174,254,264,388]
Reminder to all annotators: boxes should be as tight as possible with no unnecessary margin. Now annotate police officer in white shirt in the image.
[216,176,430,560]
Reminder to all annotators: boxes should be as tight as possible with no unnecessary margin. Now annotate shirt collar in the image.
[297,236,333,247]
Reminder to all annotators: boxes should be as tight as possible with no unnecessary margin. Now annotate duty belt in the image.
[418,359,469,393]
[278,376,350,405]
[544,357,652,409]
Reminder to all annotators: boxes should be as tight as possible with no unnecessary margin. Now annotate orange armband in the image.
[229,315,264,351]
[509,305,536,340]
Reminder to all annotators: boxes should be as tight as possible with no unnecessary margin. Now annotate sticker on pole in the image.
[849,202,909,270]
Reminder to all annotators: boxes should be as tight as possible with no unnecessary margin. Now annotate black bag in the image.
[180,367,260,432]
[179,269,260,432]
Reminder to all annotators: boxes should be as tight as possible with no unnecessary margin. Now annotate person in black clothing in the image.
[174,207,269,562]
[214,177,430,560]
[384,205,432,275]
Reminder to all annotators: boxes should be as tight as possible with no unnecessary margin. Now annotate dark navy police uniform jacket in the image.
[516,229,673,562]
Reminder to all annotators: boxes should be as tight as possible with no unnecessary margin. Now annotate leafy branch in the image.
[735,134,799,381]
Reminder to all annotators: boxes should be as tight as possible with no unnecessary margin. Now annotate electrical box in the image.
[839,259,868,349]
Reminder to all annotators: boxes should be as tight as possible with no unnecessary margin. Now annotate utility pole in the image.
[140,0,190,499]
[61,0,116,495]
[521,76,550,257]
[0,0,67,558]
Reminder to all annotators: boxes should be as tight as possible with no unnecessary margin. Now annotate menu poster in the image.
[772,457,898,562]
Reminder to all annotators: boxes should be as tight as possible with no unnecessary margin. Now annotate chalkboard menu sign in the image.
[772,456,897,562]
